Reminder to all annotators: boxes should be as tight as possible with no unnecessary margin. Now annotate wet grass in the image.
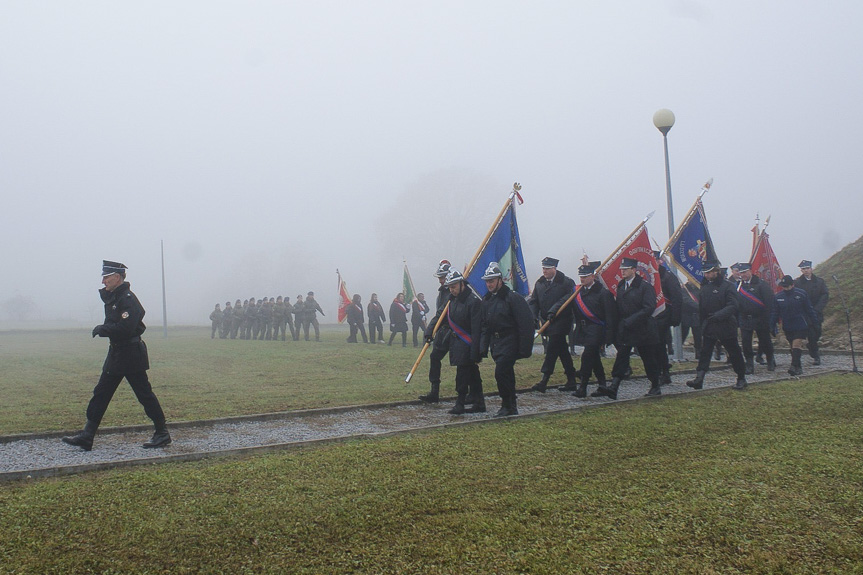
[1,374,861,573]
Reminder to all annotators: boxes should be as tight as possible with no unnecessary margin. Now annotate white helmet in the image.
[443,269,465,287]
[480,262,503,280]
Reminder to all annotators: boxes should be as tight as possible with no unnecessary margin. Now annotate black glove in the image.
[92,325,107,338]
[424,334,434,344]
[546,312,556,321]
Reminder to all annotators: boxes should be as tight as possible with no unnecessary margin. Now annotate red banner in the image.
[337,271,351,323]
[598,225,666,315]
[750,231,784,294]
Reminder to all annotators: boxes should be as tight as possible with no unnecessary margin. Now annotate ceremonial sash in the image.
[737,283,766,308]
[447,310,472,345]
[395,302,409,313]
[575,290,605,326]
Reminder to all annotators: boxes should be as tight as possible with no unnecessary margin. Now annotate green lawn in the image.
[1,374,861,574]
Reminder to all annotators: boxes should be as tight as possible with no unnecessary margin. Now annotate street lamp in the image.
[653,108,683,361]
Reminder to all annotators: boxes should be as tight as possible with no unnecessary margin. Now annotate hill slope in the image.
[815,234,863,350]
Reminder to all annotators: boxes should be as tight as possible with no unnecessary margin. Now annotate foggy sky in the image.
[2,1,861,326]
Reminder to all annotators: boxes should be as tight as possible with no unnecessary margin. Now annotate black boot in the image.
[812,354,821,366]
[755,353,765,365]
[466,395,486,413]
[733,376,748,390]
[789,349,803,376]
[448,394,466,415]
[494,395,518,417]
[572,375,589,398]
[143,420,172,448]
[766,355,776,372]
[660,367,672,385]
[419,381,441,403]
[61,420,98,451]
[645,378,661,397]
[686,371,706,390]
[531,374,550,393]
[744,357,755,375]
[592,377,620,400]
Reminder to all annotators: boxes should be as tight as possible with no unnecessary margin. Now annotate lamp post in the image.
[653,108,682,361]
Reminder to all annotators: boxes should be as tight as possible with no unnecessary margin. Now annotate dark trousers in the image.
[455,363,482,396]
[808,323,822,358]
[579,344,606,383]
[411,321,427,346]
[494,357,517,400]
[428,346,448,384]
[86,371,165,427]
[348,322,368,342]
[369,321,384,342]
[655,321,672,370]
[741,328,774,360]
[612,344,661,383]
[211,322,219,338]
[681,323,702,358]
[697,336,746,377]
[388,330,407,346]
[305,317,320,340]
[286,318,297,340]
[273,320,286,341]
[540,334,576,377]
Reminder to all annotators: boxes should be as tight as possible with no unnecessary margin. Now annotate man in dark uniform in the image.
[680,282,702,358]
[795,260,829,365]
[527,257,577,392]
[388,293,409,347]
[736,262,776,373]
[245,297,258,340]
[479,262,535,417]
[411,293,430,347]
[592,258,663,400]
[686,261,748,391]
[231,299,243,339]
[771,275,818,375]
[260,298,274,340]
[346,294,369,343]
[425,270,485,414]
[283,296,297,341]
[273,296,287,341]
[570,261,616,398]
[62,261,171,451]
[210,303,222,339]
[653,252,682,384]
[304,291,324,341]
[419,260,451,403]
[293,295,305,341]
[367,293,386,344]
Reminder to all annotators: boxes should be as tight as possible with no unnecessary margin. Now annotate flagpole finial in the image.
[699,178,713,198]
[644,210,656,222]
[510,182,524,205]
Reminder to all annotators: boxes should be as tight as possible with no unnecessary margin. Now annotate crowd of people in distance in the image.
[209,292,324,341]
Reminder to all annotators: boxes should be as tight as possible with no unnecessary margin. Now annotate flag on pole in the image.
[598,224,666,315]
[750,228,784,294]
[662,197,718,286]
[336,269,351,323]
[403,262,417,303]
[465,197,530,297]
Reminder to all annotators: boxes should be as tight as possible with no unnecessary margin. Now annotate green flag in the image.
[403,263,417,303]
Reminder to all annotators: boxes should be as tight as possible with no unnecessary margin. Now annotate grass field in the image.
[0,326,656,435]
[1,372,861,573]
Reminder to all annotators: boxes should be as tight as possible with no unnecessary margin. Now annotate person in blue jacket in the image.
[770,275,818,376]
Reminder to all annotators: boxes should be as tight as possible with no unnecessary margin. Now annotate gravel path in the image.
[1,354,854,481]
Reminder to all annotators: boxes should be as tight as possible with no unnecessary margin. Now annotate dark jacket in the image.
[572,280,616,347]
[656,267,683,328]
[426,287,481,366]
[480,284,534,361]
[614,274,660,347]
[346,301,364,326]
[681,283,700,328]
[304,297,324,319]
[431,284,451,351]
[527,271,576,336]
[411,299,430,324]
[771,287,817,334]
[699,275,739,340]
[736,275,773,331]
[794,274,829,323]
[95,282,149,374]
[367,301,386,324]
[389,299,409,332]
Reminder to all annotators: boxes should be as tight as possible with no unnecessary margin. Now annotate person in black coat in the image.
[479,262,535,417]
[653,252,683,383]
[346,294,368,343]
[420,260,452,403]
[736,263,775,373]
[686,261,748,390]
[794,260,829,365]
[571,262,616,398]
[367,293,386,344]
[388,292,410,347]
[526,257,577,392]
[593,258,663,400]
[771,274,818,375]
[62,261,171,451]
[411,293,430,347]
[424,270,485,414]
[680,282,702,359]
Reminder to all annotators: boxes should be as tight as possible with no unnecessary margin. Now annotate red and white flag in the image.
[750,230,784,294]
[336,269,351,323]
[597,225,666,316]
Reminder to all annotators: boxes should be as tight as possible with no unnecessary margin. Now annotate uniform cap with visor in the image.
[102,260,127,277]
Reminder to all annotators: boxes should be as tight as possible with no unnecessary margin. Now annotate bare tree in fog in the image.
[2,295,38,322]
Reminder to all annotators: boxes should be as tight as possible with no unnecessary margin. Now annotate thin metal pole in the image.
[161,240,168,339]
[662,133,683,362]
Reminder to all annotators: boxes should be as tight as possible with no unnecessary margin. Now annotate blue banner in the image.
[466,201,530,297]
[665,200,717,286]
